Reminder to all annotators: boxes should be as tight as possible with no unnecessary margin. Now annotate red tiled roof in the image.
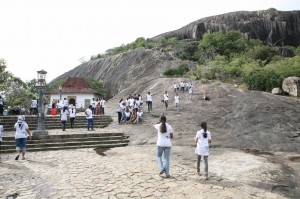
[49,77,97,94]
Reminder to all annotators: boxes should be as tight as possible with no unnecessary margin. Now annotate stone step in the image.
[0,143,129,153]
[0,115,113,131]
[0,133,130,153]
[2,135,125,142]
[1,139,130,150]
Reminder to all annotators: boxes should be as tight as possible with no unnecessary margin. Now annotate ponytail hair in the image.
[160,115,167,133]
[201,122,207,138]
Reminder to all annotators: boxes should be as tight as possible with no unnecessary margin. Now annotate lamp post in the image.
[32,69,48,136]
[59,86,62,101]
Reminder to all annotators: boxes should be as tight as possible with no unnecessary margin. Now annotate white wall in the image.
[50,93,96,109]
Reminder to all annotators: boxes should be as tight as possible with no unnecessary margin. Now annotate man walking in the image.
[85,105,94,131]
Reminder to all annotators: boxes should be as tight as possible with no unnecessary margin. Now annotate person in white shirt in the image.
[0,122,3,161]
[69,105,76,128]
[173,83,177,93]
[85,105,94,131]
[194,122,212,180]
[163,91,169,110]
[133,109,143,124]
[189,86,193,99]
[146,92,153,112]
[153,115,174,178]
[14,115,32,160]
[30,97,38,115]
[61,107,69,131]
[91,98,96,114]
[100,98,106,115]
[174,93,180,112]
[63,98,69,109]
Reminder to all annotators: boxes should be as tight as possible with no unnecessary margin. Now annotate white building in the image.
[49,77,98,109]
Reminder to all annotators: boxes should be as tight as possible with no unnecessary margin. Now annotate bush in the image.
[163,65,189,77]
[242,69,282,91]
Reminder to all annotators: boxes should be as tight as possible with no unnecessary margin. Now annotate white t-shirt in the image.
[154,123,173,147]
[195,129,212,156]
[174,96,180,103]
[101,99,106,108]
[163,93,169,101]
[69,108,76,118]
[61,110,69,121]
[173,84,177,89]
[63,99,68,107]
[91,100,96,108]
[128,98,134,107]
[0,125,3,141]
[31,99,37,108]
[0,98,4,105]
[189,87,193,94]
[85,108,93,119]
[14,122,29,139]
[146,94,153,102]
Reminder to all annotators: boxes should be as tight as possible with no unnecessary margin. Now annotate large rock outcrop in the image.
[152,9,300,46]
[282,76,300,96]
[51,48,194,96]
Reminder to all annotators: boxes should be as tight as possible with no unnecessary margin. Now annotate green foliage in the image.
[246,45,279,64]
[198,30,248,58]
[163,65,189,77]
[242,69,282,91]
[84,77,108,97]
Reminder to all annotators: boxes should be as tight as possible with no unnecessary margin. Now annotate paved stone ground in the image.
[0,137,291,199]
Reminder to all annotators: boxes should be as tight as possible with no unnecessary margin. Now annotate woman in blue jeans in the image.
[14,115,32,160]
[153,115,174,178]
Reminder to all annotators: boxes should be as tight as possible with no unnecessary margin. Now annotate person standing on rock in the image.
[85,105,94,131]
[174,93,180,112]
[194,121,212,180]
[14,115,32,160]
[163,91,169,110]
[188,86,193,99]
[153,115,174,178]
[146,92,153,112]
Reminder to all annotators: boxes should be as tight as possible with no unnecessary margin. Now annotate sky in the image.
[1,0,299,82]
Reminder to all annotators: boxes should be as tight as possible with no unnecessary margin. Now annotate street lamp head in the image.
[36,69,47,87]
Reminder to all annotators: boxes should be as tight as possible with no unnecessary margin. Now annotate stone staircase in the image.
[0,115,113,131]
[0,133,130,153]
[0,115,130,153]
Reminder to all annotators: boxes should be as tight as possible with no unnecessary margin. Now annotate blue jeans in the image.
[87,118,94,130]
[61,120,66,131]
[157,146,171,176]
[15,138,27,154]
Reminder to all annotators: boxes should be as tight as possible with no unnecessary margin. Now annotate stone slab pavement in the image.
[0,143,288,199]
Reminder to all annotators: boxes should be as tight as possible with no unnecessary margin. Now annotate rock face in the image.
[50,48,195,96]
[282,76,300,96]
[151,10,300,46]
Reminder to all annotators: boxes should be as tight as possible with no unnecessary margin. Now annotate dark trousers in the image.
[70,118,75,128]
[0,105,3,115]
[117,112,122,123]
[147,101,152,112]
[61,120,66,131]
